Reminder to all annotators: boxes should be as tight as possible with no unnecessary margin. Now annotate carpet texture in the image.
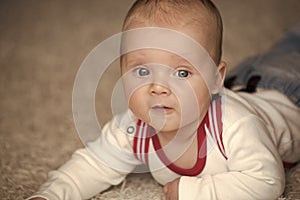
[1,0,300,199]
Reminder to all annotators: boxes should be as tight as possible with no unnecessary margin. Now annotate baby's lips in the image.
[150,105,175,115]
[152,105,171,109]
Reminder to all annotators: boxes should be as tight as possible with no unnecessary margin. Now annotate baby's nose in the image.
[149,82,171,96]
[147,64,173,96]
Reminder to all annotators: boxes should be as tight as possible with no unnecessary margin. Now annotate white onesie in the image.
[29,89,300,200]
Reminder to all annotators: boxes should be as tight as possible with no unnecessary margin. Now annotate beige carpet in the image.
[0,0,300,199]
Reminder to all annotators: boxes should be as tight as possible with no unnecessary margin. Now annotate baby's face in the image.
[121,49,211,133]
[120,22,224,134]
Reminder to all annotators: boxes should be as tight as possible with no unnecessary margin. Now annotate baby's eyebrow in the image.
[123,59,144,70]
[171,52,194,61]
[123,51,149,66]
[170,54,193,66]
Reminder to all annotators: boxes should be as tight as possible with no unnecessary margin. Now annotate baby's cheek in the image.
[129,97,149,121]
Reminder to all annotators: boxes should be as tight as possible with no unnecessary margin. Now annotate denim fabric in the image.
[226,23,300,107]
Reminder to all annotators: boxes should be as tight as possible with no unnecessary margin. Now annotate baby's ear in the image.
[217,61,227,85]
[211,61,227,94]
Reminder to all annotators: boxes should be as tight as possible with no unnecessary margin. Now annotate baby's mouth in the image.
[151,105,173,114]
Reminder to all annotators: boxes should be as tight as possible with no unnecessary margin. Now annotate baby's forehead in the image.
[121,21,217,66]
[123,0,222,64]
[125,49,190,59]
[123,49,197,66]
[120,27,217,74]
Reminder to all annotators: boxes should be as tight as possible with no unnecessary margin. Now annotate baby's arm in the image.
[177,116,285,200]
[27,148,130,199]
[28,118,140,200]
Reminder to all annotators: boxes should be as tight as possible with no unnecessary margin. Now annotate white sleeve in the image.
[28,119,141,200]
[179,116,285,200]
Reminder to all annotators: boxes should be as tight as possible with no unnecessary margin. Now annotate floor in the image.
[0,0,300,199]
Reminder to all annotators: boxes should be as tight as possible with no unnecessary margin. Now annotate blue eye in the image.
[174,70,190,78]
[136,67,150,77]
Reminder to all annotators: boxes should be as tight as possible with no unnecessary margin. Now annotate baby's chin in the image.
[149,118,198,135]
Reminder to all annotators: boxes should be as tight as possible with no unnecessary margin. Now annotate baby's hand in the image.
[163,178,180,200]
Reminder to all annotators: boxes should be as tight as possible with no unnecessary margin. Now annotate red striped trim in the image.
[208,97,227,160]
[144,125,154,164]
[132,96,225,174]
[215,98,227,159]
[283,161,297,169]
[133,120,142,160]
[151,115,208,176]
[133,120,151,164]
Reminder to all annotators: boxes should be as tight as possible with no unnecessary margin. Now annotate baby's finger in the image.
[163,183,169,194]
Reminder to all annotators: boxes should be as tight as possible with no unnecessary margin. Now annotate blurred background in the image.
[0,0,300,199]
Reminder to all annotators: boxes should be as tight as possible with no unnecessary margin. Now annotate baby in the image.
[29,0,300,199]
